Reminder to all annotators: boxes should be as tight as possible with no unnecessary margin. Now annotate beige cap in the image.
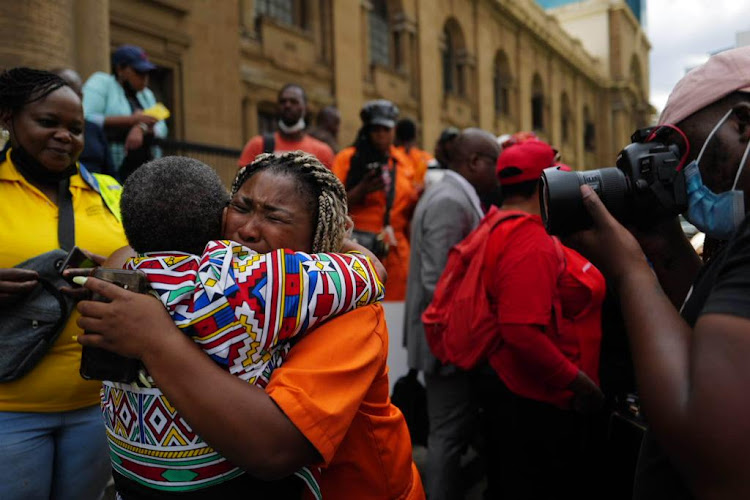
[658,46,750,126]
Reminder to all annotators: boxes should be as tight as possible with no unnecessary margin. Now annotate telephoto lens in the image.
[540,166,630,236]
[540,136,685,236]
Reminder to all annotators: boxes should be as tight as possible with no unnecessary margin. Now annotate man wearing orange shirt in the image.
[332,100,418,301]
[238,84,334,168]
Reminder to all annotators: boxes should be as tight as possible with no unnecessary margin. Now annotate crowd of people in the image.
[2,42,750,500]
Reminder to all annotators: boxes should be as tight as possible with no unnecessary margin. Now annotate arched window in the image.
[531,73,545,131]
[560,92,571,143]
[255,0,306,29]
[441,19,466,98]
[493,51,512,117]
[583,105,596,152]
[369,0,390,66]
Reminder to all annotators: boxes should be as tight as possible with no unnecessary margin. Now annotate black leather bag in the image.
[391,369,429,446]
[351,229,388,259]
[0,250,76,382]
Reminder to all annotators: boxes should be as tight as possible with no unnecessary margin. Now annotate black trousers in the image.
[473,372,587,500]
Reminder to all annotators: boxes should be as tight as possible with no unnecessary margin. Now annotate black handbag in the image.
[391,369,429,446]
[0,250,75,381]
[350,229,388,259]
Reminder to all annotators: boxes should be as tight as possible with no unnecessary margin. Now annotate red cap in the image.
[496,140,556,185]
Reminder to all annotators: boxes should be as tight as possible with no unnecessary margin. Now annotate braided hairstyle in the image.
[232,151,349,253]
[0,68,70,117]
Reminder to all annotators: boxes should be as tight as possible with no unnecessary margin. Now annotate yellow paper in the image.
[143,102,171,121]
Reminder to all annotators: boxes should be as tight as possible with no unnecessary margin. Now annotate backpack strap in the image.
[262,133,276,154]
[383,156,397,228]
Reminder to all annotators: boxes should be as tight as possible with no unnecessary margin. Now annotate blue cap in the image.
[112,45,157,73]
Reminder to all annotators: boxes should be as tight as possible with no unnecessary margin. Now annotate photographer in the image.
[332,100,418,301]
[565,47,750,499]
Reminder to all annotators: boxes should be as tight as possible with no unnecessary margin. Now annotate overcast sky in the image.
[646,1,750,115]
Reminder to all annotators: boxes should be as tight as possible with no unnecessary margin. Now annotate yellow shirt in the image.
[0,155,127,412]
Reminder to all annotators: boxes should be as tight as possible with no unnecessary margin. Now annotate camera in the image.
[540,128,688,236]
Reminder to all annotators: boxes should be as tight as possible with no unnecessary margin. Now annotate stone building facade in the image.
[0,0,652,180]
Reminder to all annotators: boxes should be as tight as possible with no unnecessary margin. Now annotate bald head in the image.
[449,128,498,168]
[449,128,500,195]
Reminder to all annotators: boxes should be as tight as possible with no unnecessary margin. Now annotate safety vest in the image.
[78,163,122,222]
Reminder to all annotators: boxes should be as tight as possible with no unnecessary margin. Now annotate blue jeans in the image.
[0,405,111,500]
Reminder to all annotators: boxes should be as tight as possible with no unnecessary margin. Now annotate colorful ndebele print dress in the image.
[101,240,385,498]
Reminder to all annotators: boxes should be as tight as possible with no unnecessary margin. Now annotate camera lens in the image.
[540,166,629,236]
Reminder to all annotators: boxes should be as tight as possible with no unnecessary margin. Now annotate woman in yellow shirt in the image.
[0,68,127,499]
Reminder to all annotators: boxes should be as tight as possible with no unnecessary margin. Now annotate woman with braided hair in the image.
[0,67,127,499]
[229,151,350,254]
[76,151,425,499]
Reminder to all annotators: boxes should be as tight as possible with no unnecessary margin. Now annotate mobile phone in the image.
[366,161,384,173]
[79,268,150,383]
[57,246,97,279]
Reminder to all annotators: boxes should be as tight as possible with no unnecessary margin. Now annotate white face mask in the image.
[278,118,306,135]
[683,108,750,240]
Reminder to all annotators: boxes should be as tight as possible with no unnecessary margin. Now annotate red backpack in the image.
[422,206,527,369]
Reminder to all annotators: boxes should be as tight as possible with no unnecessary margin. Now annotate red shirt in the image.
[557,245,605,385]
[238,132,335,169]
[482,212,580,408]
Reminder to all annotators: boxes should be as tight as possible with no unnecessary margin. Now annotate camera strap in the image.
[383,157,397,229]
[57,177,75,251]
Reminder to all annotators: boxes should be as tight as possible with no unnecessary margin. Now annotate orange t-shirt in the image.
[266,304,424,500]
[331,146,418,300]
[238,132,335,169]
[395,145,433,189]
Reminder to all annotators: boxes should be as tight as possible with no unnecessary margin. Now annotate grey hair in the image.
[121,156,230,255]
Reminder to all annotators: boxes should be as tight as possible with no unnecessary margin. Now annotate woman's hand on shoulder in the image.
[0,268,39,305]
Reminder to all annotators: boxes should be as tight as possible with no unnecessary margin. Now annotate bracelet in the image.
[137,122,148,132]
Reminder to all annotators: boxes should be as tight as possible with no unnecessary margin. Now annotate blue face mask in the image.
[683,109,750,240]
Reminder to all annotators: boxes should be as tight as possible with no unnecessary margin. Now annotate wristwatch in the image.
[137,122,149,132]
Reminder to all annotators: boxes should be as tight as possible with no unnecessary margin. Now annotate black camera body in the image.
[540,129,687,236]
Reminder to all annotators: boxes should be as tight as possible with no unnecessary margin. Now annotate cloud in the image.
[647,0,750,113]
